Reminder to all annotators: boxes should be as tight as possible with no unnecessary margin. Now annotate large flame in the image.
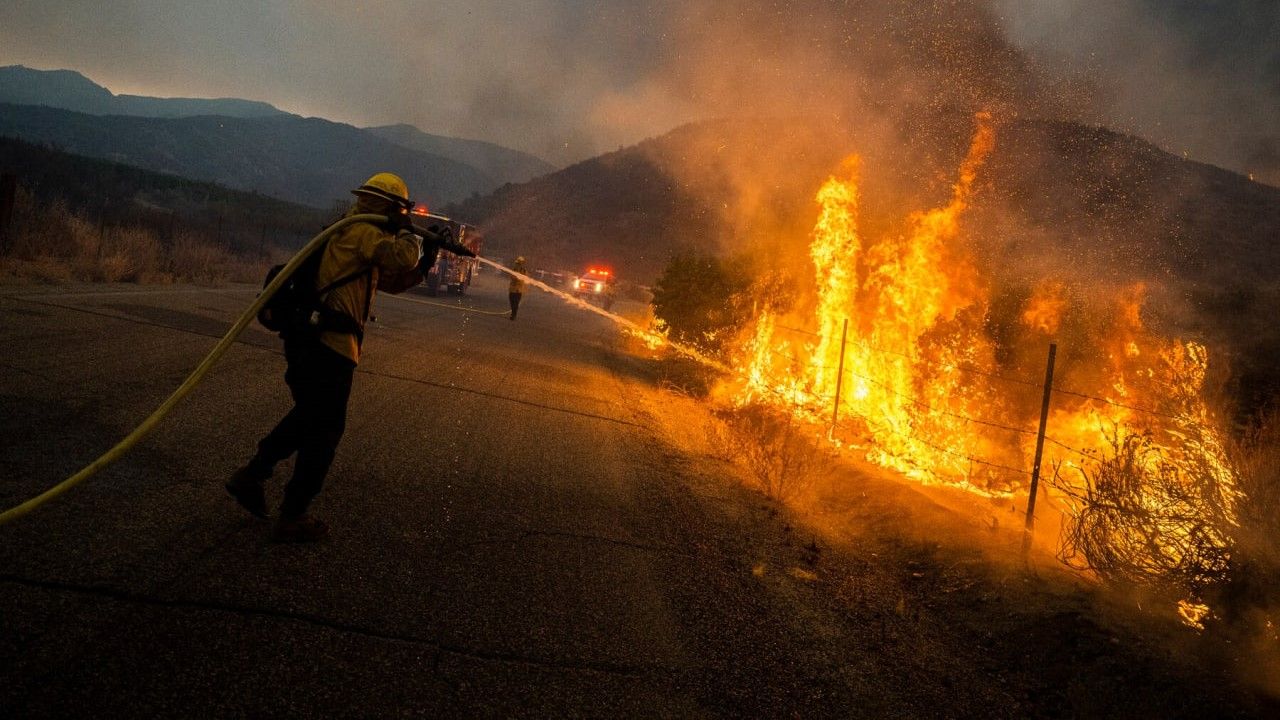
[741,112,1012,494]
[729,112,1241,607]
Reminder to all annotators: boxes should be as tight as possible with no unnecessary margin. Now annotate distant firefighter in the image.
[508,256,527,320]
[227,172,430,542]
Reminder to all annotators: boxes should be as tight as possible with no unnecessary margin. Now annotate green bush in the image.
[650,251,752,352]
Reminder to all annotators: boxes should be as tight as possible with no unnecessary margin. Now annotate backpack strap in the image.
[316,265,372,296]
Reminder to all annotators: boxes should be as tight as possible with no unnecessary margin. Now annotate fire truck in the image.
[412,207,482,295]
[571,267,616,310]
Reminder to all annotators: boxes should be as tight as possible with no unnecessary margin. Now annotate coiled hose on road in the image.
[0,213,388,527]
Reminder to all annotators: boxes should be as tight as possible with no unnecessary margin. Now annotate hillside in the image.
[366,124,555,186]
[0,103,493,208]
[0,65,556,190]
[447,114,1280,406]
[450,114,1280,285]
[0,135,327,255]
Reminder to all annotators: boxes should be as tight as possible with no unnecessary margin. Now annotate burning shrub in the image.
[710,402,834,501]
[651,251,753,353]
[1054,423,1237,601]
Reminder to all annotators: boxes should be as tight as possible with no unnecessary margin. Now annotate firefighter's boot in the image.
[225,466,270,519]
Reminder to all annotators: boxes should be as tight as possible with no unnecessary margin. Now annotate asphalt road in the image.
[0,274,860,717]
[0,274,1272,718]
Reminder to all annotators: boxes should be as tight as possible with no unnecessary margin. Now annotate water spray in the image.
[474,256,729,373]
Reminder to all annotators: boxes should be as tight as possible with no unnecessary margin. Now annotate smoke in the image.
[610,0,1072,266]
[0,0,1085,170]
[995,0,1280,186]
[1,0,1273,180]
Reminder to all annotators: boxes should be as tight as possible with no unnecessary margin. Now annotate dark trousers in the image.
[248,337,355,519]
[509,291,523,318]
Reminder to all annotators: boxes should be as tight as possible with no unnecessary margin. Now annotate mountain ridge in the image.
[366,124,555,187]
[449,115,1280,282]
[0,65,287,118]
[0,65,557,194]
[445,112,1280,407]
[0,102,492,207]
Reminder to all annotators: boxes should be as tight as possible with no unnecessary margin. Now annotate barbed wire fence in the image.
[733,319,1225,554]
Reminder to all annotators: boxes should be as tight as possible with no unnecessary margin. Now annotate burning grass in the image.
[650,111,1269,628]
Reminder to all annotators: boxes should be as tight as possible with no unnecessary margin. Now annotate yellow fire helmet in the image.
[352,172,411,206]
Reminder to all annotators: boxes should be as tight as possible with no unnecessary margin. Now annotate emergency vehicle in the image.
[413,207,482,295]
[571,267,616,310]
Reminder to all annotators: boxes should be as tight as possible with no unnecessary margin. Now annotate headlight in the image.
[594,282,603,292]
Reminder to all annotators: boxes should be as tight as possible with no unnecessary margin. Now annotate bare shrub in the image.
[9,196,81,259]
[3,187,273,285]
[1054,424,1237,600]
[96,252,133,283]
[12,257,73,284]
[709,402,834,501]
[108,226,163,281]
[1218,410,1280,628]
[59,209,99,260]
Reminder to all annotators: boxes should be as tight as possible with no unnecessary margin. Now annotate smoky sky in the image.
[1,0,1276,179]
[996,0,1280,183]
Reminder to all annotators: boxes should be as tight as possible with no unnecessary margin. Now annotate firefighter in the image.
[226,172,424,542]
[508,256,527,320]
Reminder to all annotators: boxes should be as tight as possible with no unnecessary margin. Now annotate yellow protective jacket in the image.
[508,262,527,294]
[316,213,421,364]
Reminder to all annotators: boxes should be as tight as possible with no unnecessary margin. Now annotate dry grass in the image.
[1220,411,1280,628]
[1053,424,1236,600]
[1052,412,1280,648]
[708,401,836,502]
[1230,411,1280,565]
[1,186,266,285]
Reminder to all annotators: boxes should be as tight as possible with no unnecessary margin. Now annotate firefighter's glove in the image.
[417,242,441,274]
[383,207,413,234]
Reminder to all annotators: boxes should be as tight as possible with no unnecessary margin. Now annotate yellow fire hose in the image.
[0,213,388,527]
